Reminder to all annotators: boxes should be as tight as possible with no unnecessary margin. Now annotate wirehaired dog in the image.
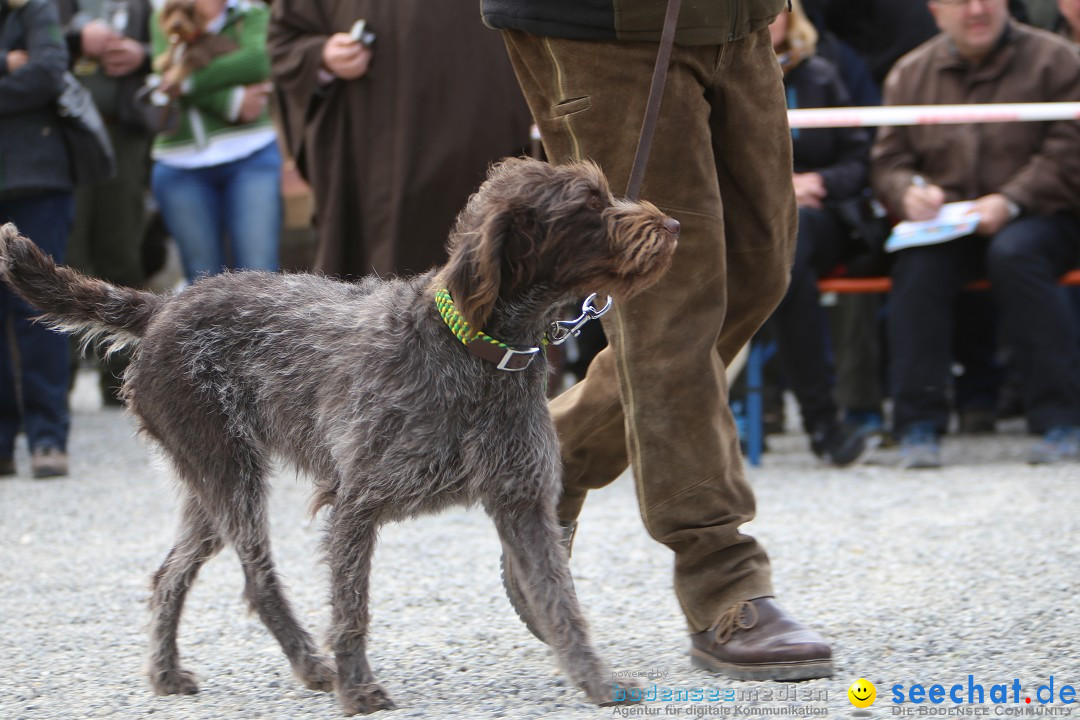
[0,157,678,715]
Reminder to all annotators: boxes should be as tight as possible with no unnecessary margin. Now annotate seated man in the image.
[871,0,1080,468]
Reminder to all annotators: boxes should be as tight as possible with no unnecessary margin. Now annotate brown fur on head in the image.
[434,157,678,332]
[159,0,204,45]
[153,0,238,78]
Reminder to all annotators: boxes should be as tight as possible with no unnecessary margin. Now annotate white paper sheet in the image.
[885,201,980,253]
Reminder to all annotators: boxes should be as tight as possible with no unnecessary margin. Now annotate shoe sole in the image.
[900,459,942,470]
[1028,448,1080,465]
[690,647,834,681]
[825,436,868,467]
[1027,456,1072,466]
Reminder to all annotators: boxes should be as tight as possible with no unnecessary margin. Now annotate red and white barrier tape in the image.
[788,102,1080,129]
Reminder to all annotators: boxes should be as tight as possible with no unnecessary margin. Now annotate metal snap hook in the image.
[547,293,613,345]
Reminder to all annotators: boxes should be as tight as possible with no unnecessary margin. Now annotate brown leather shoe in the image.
[501,521,576,642]
[31,447,68,479]
[690,597,833,681]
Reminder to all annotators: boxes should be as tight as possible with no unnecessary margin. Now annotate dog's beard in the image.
[603,206,678,295]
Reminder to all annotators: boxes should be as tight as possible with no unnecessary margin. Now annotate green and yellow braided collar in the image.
[435,289,541,372]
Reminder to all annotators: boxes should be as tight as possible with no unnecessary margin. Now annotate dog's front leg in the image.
[490,500,633,706]
[326,519,396,715]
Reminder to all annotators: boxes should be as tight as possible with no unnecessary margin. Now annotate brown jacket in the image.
[268,0,532,279]
[871,21,1080,219]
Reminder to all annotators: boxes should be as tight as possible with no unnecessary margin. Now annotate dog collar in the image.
[435,289,541,372]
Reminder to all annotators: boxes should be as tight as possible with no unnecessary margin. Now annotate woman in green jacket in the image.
[149,0,279,282]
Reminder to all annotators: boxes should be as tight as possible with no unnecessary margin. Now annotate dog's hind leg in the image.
[212,462,337,693]
[325,512,397,715]
[148,492,224,695]
[489,500,627,706]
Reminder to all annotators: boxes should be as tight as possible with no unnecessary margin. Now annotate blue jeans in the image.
[1,192,75,456]
[152,141,282,282]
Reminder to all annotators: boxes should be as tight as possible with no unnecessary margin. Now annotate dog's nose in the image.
[662,218,680,236]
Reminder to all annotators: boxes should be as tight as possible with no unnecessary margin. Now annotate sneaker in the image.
[1028,426,1080,465]
[810,419,867,467]
[500,521,576,642]
[843,408,892,448]
[898,423,942,469]
[0,457,14,476]
[31,447,68,479]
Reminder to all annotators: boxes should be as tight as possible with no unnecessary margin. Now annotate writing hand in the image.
[901,180,945,222]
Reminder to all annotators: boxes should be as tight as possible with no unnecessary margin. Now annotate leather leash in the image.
[624,0,684,201]
[625,0,793,200]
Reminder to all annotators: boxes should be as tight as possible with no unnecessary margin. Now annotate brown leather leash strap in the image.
[624,0,684,201]
[624,1,793,200]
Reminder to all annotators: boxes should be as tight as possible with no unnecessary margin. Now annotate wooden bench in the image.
[816,268,1080,295]
[741,268,1080,466]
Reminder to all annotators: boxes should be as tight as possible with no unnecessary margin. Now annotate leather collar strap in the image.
[624,0,684,201]
[435,289,541,372]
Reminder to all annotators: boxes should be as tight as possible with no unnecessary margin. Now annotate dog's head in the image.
[435,157,678,332]
[159,0,204,44]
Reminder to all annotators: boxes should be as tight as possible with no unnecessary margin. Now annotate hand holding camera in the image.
[321,20,374,81]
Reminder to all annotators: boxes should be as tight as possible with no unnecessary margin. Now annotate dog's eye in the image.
[586,194,604,211]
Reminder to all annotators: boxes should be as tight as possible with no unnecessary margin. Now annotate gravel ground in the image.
[1,370,1077,720]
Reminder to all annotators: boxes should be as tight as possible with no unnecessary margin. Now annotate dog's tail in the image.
[0,223,163,353]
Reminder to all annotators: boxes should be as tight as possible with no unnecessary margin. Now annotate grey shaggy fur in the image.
[0,157,678,715]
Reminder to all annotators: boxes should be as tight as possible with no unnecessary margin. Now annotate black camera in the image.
[349,19,376,47]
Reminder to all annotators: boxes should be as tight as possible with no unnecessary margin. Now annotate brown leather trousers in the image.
[502,27,797,632]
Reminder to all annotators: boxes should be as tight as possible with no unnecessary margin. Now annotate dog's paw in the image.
[338,681,397,715]
[590,676,643,707]
[296,655,337,692]
[149,666,200,695]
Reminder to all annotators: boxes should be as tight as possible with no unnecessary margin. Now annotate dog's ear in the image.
[438,206,514,333]
[436,157,550,331]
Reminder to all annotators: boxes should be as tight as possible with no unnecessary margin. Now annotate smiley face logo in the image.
[848,678,877,708]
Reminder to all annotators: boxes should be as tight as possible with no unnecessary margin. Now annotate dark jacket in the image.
[872,22,1080,220]
[268,0,532,278]
[481,0,788,45]
[0,0,72,197]
[786,55,870,203]
[53,0,152,131]
[821,0,1030,87]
